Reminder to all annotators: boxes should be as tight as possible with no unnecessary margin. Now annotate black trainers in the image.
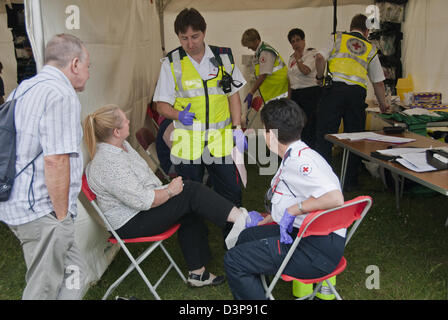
[187,270,226,288]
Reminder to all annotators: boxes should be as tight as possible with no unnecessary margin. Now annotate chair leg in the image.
[261,275,275,300]
[160,243,187,283]
[102,255,161,300]
[103,241,163,300]
[308,282,322,300]
[326,279,342,300]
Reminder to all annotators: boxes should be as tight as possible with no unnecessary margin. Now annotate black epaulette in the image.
[210,45,235,66]
[166,46,188,62]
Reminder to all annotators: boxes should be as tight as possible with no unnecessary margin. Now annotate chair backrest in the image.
[82,174,97,201]
[298,196,372,246]
[135,127,156,151]
[251,96,263,112]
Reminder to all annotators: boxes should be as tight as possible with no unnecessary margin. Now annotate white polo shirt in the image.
[318,31,385,84]
[287,47,318,89]
[153,43,246,105]
[269,140,345,237]
[255,42,276,75]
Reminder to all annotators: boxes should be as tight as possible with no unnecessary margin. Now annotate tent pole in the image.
[333,0,337,34]
[24,0,45,72]
[156,0,172,56]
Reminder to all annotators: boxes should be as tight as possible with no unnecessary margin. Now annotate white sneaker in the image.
[225,207,248,250]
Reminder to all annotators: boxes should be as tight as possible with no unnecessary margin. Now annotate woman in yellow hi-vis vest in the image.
[241,28,289,109]
[153,8,248,247]
[314,14,390,192]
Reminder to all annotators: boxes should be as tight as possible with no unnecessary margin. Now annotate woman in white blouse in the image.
[83,105,254,288]
[286,28,321,149]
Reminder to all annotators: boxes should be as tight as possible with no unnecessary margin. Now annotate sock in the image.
[225,207,248,249]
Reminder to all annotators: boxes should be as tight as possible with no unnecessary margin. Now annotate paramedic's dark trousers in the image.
[174,154,242,238]
[315,82,367,188]
[224,225,345,300]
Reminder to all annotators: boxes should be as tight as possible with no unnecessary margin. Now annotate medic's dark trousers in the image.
[174,153,242,238]
[315,82,367,187]
[224,225,345,300]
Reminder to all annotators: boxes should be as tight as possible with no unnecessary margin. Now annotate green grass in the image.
[1,154,447,300]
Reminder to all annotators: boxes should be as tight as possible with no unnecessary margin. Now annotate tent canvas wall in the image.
[0,0,163,295]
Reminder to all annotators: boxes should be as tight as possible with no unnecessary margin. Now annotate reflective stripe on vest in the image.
[254,42,289,103]
[168,47,233,160]
[328,33,377,89]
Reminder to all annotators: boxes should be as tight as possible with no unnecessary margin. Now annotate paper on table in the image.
[395,152,437,172]
[331,132,416,144]
[376,148,428,156]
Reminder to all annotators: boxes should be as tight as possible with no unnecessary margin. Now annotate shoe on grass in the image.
[187,270,225,288]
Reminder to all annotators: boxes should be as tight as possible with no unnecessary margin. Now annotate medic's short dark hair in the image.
[260,98,307,144]
[287,28,305,43]
[174,8,207,35]
[350,14,368,32]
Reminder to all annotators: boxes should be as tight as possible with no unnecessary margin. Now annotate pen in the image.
[181,105,197,119]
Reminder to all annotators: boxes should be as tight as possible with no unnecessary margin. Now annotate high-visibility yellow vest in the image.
[168,46,234,161]
[254,42,288,103]
[328,32,378,89]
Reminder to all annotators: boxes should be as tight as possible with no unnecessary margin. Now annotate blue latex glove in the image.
[279,209,295,244]
[246,211,264,228]
[178,103,195,126]
[244,93,253,110]
[233,128,248,153]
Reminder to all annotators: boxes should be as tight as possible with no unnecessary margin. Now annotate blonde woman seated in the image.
[83,105,253,287]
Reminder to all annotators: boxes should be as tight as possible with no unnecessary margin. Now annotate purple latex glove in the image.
[246,211,264,228]
[178,103,195,126]
[279,209,295,244]
[233,128,248,153]
[244,93,253,109]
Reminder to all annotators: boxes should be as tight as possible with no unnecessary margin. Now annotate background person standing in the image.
[286,28,320,149]
[0,34,90,299]
[241,28,288,109]
[314,14,390,191]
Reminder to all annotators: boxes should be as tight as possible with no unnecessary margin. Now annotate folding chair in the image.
[81,174,187,300]
[147,102,161,130]
[245,96,264,129]
[135,127,172,182]
[261,195,373,300]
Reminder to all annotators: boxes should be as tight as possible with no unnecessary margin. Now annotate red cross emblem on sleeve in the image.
[299,164,312,176]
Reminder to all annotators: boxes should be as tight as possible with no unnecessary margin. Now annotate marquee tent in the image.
[0,0,447,297]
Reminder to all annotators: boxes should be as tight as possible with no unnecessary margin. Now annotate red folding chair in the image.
[261,195,373,300]
[81,174,186,300]
[245,96,264,128]
[146,102,161,130]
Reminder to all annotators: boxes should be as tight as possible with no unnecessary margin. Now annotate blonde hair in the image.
[83,105,123,159]
[241,28,260,47]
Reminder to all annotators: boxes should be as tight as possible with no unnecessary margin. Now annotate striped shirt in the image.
[0,65,83,226]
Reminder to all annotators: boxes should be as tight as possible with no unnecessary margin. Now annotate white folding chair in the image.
[81,174,186,300]
[261,195,373,300]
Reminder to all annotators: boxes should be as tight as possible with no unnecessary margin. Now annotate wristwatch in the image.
[316,74,324,80]
[232,125,242,130]
[298,201,305,214]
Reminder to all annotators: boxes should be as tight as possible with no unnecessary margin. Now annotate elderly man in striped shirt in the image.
[0,34,90,300]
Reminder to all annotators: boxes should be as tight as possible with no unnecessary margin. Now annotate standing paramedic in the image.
[314,14,390,191]
[0,34,90,299]
[241,28,288,109]
[154,8,247,213]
